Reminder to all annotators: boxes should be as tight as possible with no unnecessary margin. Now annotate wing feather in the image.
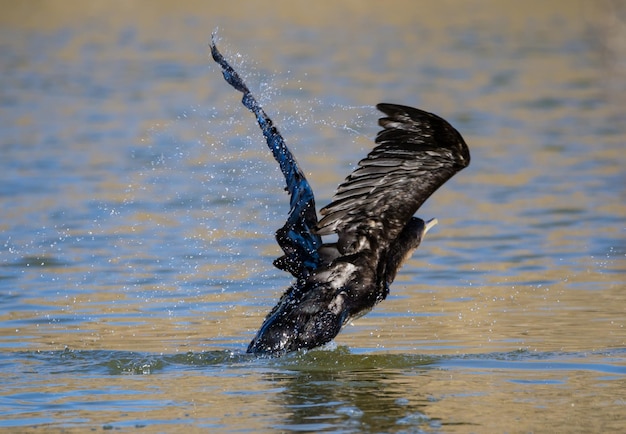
[211,37,322,278]
[316,103,470,255]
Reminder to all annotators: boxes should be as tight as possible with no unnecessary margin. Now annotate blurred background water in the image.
[0,0,625,432]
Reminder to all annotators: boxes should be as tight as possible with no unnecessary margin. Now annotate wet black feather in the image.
[211,39,470,355]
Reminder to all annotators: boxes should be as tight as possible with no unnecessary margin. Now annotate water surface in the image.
[1,0,625,432]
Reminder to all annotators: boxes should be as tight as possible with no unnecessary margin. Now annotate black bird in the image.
[210,37,470,355]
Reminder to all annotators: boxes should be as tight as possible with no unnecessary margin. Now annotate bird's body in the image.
[210,38,470,355]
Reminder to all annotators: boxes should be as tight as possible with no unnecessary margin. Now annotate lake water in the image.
[1,1,625,432]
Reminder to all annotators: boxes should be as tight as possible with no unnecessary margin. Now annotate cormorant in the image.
[210,37,470,355]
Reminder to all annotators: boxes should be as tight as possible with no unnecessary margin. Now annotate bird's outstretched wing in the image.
[210,36,321,277]
[316,103,470,256]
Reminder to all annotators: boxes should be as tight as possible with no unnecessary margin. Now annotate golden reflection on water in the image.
[1,0,623,340]
[2,1,624,352]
